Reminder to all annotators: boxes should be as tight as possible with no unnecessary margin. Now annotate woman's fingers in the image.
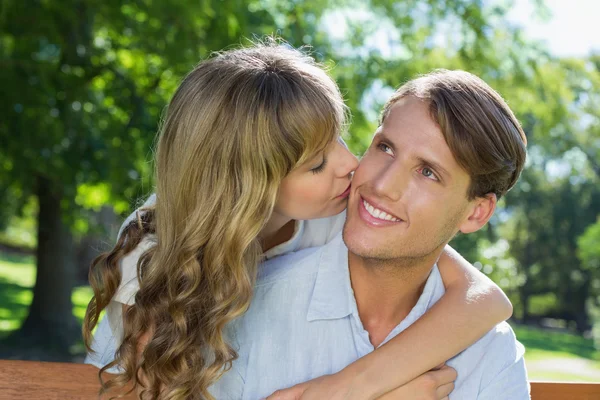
[430,364,457,386]
[432,362,446,370]
[265,384,306,400]
[377,364,457,400]
[436,382,455,398]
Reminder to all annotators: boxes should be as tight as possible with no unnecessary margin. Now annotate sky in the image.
[324,1,600,59]
[507,0,600,57]
[326,0,600,124]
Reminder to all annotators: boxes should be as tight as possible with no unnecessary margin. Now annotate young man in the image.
[211,70,529,399]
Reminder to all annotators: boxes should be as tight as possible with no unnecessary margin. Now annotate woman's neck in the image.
[259,213,296,252]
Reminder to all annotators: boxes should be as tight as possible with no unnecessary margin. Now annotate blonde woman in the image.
[83,42,512,400]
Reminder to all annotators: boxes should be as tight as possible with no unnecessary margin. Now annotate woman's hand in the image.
[378,365,457,400]
[264,372,356,400]
[264,364,457,400]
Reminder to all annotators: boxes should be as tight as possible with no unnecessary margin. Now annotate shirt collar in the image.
[264,220,305,260]
[306,233,444,330]
[307,233,354,321]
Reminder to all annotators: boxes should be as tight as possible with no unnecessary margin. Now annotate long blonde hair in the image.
[83,41,347,399]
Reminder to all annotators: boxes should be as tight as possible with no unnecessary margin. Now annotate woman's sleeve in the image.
[85,235,155,371]
[85,194,157,371]
[84,312,124,374]
[117,193,157,239]
[105,235,156,337]
[112,236,155,304]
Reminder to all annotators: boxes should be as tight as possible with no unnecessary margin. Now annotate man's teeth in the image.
[363,200,400,222]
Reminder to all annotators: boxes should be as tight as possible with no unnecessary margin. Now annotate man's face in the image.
[343,96,477,261]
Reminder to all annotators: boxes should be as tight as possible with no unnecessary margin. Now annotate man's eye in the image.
[418,167,438,181]
[377,143,393,155]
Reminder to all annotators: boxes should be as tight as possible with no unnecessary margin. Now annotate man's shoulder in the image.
[461,321,523,364]
[450,321,527,396]
[479,322,523,356]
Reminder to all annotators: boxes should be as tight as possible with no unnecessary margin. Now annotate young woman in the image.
[83,41,512,400]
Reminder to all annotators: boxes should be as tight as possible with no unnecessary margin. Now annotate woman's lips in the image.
[337,183,352,199]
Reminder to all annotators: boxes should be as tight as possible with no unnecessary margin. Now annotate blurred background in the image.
[1,0,599,383]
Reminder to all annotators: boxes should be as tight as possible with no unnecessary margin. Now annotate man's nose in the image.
[372,162,407,202]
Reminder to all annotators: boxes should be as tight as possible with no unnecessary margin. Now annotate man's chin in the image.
[342,227,389,259]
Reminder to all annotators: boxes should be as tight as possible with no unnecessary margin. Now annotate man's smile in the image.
[357,195,404,227]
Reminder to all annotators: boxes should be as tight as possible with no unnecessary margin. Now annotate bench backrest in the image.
[0,360,135,399]
[0,360,599,399]
[530,381,600,400]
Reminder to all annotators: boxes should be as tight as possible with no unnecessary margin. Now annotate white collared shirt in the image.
[210,234,530,400]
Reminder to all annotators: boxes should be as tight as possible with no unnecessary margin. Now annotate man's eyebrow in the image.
[374,132,397,152]
[416,156,451,179]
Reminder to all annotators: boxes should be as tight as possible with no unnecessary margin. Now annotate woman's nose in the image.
[346,151,359,176]
[337,141,359,178]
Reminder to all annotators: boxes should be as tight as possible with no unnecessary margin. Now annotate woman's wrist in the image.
[336,361,381,400]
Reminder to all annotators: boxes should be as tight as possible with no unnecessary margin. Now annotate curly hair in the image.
[83,41,347,399]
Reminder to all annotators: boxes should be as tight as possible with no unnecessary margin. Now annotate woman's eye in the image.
[311,157,328,174]
[377,143,393,155]
[418,167,438,181]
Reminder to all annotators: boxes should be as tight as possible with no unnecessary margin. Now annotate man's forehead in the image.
[383,97,440,138]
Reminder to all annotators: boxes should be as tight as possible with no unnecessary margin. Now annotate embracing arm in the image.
[340,245,512,399]
[273,245,512,400]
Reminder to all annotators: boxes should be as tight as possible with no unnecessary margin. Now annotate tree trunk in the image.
[75,206,119,285]
[518,286,531,323]
[2,176,79,361]
[572,278,592,334]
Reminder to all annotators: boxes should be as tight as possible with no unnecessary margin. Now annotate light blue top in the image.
[210,234,530,400]
[84,209,346,373]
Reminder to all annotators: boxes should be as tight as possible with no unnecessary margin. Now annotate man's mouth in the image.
[361,198,401,222]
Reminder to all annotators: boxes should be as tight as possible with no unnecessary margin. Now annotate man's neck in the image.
[348,249,442,348]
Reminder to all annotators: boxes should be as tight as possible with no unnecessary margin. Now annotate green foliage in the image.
[578,218,600,273]
[511,324,600,382]
[512,323,600,361]
[2,0,600,339]
[0,252,93,346]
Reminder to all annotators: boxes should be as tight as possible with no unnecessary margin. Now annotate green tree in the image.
[1,0,562,357]
[578,218,600,313]
[0,0,284,357]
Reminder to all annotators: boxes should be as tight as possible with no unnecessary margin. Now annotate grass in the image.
[1,251,599,382]
[511,324,600,382]
[0,252,93,340]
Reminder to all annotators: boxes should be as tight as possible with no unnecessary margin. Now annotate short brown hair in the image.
[382,69,527,199]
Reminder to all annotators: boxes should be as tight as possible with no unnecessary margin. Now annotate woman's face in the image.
[274,138,359,221]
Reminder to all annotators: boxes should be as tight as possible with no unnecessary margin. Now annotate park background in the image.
[1,0,599,383]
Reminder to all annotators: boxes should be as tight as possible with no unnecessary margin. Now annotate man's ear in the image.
[459,193,497,234]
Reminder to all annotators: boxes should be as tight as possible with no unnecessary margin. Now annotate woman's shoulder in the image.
[117,193,157,239]
[112,193,157,304]
[112,234,156,305]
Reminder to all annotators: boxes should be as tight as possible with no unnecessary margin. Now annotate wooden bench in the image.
[1,360,599,399]
[530,381,600,400]
[0,360,135,400]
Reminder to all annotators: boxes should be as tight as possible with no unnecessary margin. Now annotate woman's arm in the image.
[270,245,512,400]
[341,245,512,399]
